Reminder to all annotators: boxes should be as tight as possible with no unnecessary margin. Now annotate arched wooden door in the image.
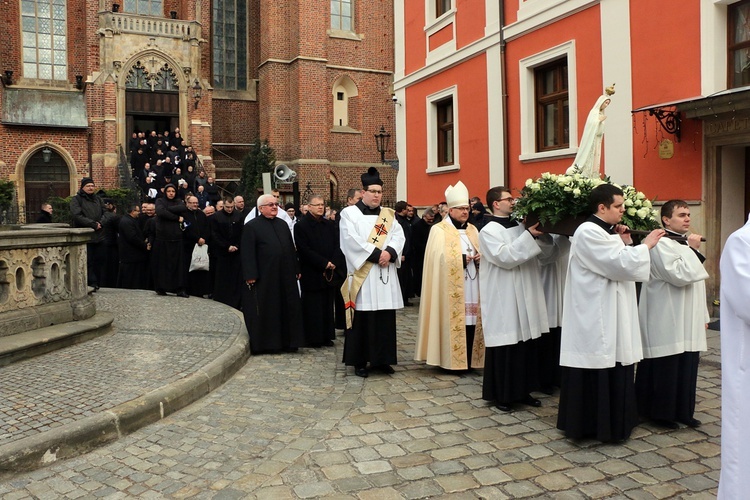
[24,149,71,222]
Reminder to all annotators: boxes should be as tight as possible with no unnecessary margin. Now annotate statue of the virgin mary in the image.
[566,85,616,178]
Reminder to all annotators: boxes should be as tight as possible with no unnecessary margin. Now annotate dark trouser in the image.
[86,242,106,287]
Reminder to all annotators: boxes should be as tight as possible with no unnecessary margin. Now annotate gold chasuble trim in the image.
[340,207,396,329]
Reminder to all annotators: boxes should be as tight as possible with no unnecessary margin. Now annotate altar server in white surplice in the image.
[557,184,665,443]
[718,213,750,499]
[636,200,709,430]
[479,186,548,412]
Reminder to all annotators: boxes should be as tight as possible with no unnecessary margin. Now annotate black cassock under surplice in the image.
[241,216,304,354]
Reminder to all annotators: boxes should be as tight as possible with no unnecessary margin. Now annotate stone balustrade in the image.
[103,12,201,40]
[0,225,95,336]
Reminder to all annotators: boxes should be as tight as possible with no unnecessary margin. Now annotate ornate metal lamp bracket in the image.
[648,107,681,142]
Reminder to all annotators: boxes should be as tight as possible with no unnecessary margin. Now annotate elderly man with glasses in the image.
[241,194,304,354]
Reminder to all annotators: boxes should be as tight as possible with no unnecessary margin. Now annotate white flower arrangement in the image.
[515,173,660,232]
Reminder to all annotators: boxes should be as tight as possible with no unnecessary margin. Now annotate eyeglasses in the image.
[309,203,325,207]
[498,197,515,203]
[259,203,278,208]
[366,189,383,194]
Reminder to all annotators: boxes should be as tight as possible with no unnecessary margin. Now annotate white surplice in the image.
[560,220,650,369]
[339,205,405,311]
[718,216,750,499]
[537,234,571,329]
[639,237,709,358]
[478,221,549,347]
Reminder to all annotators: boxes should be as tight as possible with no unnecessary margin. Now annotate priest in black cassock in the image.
[294,195,346,347]
[117,203,149,289]
[210,197,244,309]
[241,194,304,354]
[182,195,212,297]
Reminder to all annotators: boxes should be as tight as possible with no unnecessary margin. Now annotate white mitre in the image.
[445,181,470,209]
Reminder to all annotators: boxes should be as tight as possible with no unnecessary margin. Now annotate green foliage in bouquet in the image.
[514,172,660,231]
[513,172,606,225]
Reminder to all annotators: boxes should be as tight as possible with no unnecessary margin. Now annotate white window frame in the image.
[424,0,456,65]
[518,41,578,162]
[426,85,460,174]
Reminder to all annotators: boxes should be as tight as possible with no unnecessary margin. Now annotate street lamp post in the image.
[374,125,390,164]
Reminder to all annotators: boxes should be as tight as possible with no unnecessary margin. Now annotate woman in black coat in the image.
[152,184,189,296]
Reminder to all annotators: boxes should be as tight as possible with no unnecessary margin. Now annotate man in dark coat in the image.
[205,176,221,207]
[410,207,436,296]
[117,204,149,289]
[152,185,189,297]
[101,199,121,288]
[182,195,212,297]
[294,195,346,347]
[394,200,414,306]
[70,177,106,290]
[242,194,304,354]
[210,197,244,309]
[35,203,53,223]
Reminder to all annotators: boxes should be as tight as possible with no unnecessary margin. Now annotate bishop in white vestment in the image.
[415,181,484,370]
[718,214,750,499]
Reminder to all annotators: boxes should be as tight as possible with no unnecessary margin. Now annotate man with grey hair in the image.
[241,194,304,354]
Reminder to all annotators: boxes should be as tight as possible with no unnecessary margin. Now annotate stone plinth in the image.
[0,224,94,336]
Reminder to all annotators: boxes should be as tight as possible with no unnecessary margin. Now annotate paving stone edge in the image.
[0,309,250,478]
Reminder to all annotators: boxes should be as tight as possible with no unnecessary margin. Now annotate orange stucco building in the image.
[395,0,750,303]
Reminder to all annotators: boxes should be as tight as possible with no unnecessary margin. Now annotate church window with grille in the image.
[213,0,248,90]
[21,0,67,81]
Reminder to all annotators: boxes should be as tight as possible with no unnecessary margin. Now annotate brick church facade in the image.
[0,0,396,221]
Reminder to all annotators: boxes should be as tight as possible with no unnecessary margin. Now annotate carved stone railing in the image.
[0,225,95,336]
[103,12,201,40]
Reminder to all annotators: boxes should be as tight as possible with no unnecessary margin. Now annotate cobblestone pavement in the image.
[0,295,721,498]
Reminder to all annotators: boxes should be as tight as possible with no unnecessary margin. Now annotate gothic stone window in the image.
[213,0,248,90]
[21,0,67,80]
[535,58,569,152]
[125,62,178,91]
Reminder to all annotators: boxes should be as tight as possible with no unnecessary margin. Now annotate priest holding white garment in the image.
[415,181,485,371]
[479,186,548,412]
[557,183,664,442]
[636,200,708,429]
[718,213,750,499]
[339,167,405,378]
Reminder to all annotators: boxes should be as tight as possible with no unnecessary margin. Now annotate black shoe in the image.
[495,402,512,412]
[156,290,167,296]
[520,395,542,407]
[177,291,189,298]
[680,417,702,428]
[376,365,395,374]
[283,347,299,353]
[355,367,369,378]
[404,301,414,307]
[93,285,100,292]
[653,419,679,430]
